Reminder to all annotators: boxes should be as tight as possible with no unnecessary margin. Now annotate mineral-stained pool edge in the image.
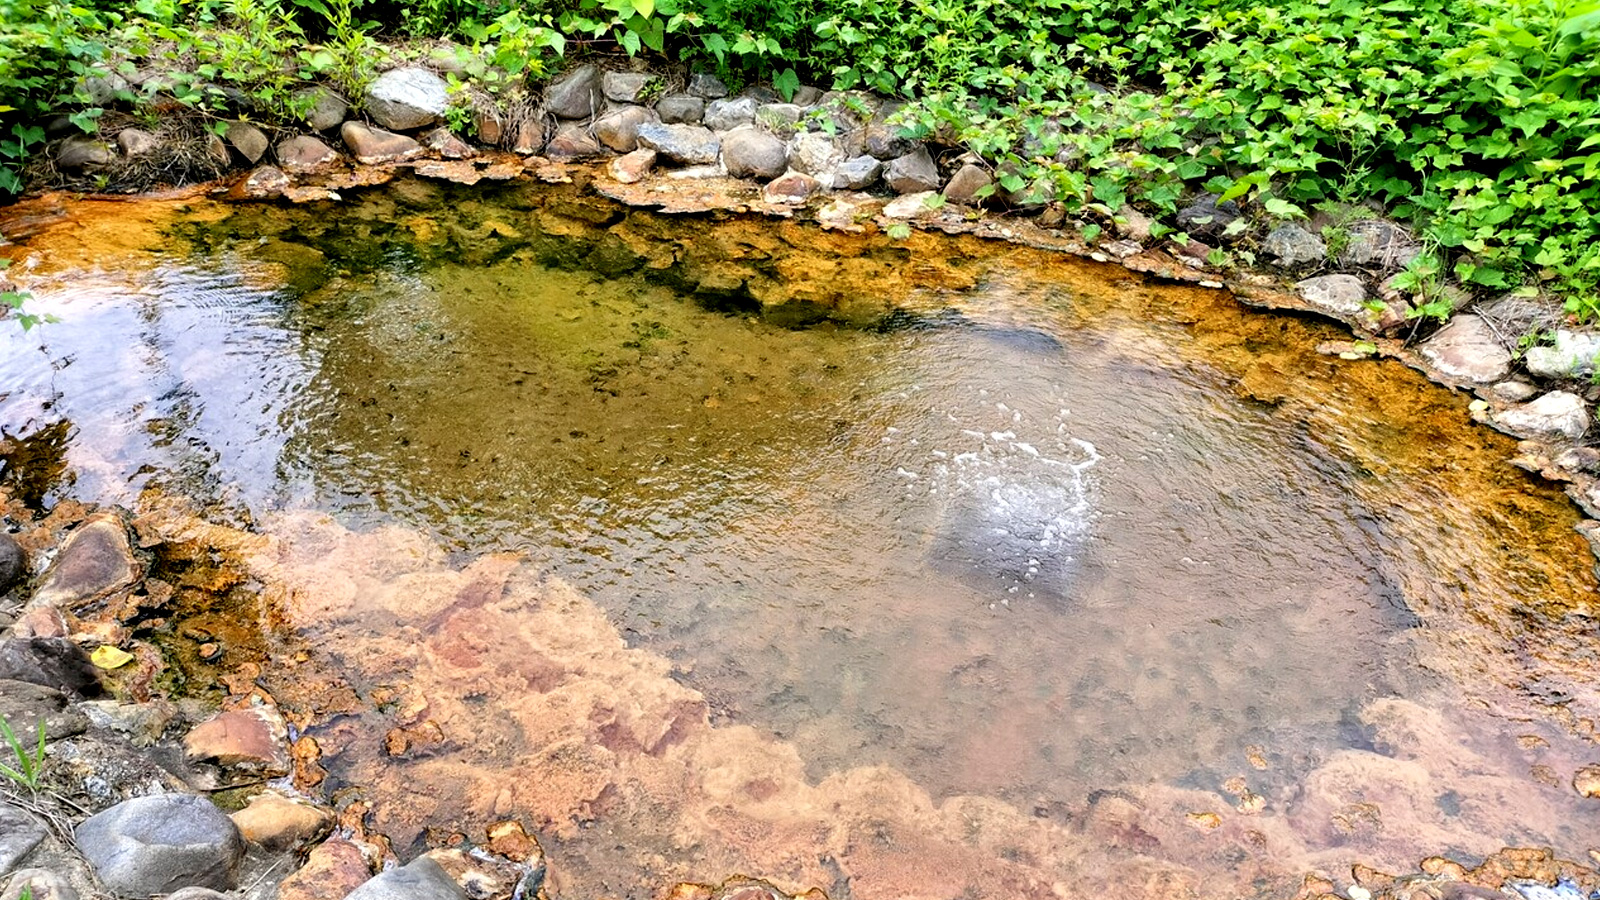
[5,181,1600,899]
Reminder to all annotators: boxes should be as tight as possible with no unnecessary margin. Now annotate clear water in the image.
[5,183,1599,898]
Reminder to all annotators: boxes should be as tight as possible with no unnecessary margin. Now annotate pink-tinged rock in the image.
[762,170,820,204]
[230,791,333,851]
[609,148,656,184]
[226,165,290,201]
[276,136,340,174]
[339,122,424,165]
[544,122,604,159]
[33,513,139,609]
[420,128,476,160]
[183,707,289,772]
[276,839,371,900]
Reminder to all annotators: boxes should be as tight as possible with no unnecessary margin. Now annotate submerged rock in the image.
[364,68,449,131]
[345,856,465,900]
[75,794,246,898]
[1418,314,1511,383]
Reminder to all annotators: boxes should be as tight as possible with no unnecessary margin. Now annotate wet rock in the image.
[276,839,370,900]
[1340,218,1420,270]
[0,805,48,874]
[1573,763,1600,797]
[1295,274,1368,319]
[345,856,465,900]
[593,105,657,153]
[608,148,655,184]
[636,123,719,165]
[1261,224,1326,267]
[0,678,89,740]
[340,122,424,165]
[79,699,177,747]
[75,794,246,897]
[296,86,348,131]
[183,707,289,772]
[230,791,332,851]
[884,146,939,194]
[1176,194,1241,240]
[688,72,729,99]
[788,132,844,177]
[543,123,603,159]
[420,128,474,160]
[1524,329,1600,379]
[226,165,289,201]
[0,640,100,697]
[1496,391,1589,441]
[703,97,757,132]
[755,103,802,136]
[484,820,541,862]
[943,163,991,205]
[11,607,66,639]
[115,129,161,159]
[833,155,881,190]
[56,136,114,172]
[1,869,76,900]
[1418,314,1511,383]
[543,64,603,120]
[603,72,655,103]
[0,532,23,594]
[654,94,704,125]
[864,100,916,159]
[276,136,339,174]
[1491,380,1539,403]
[721,126,787,180]
[762,171,820,204]
[33,513,138,608]
[223,121,269,164]
[422,849,526,900]
[365,68,449,131]
[883,191,937,219]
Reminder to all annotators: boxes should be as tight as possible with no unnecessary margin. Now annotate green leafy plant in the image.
[0,713,47,792]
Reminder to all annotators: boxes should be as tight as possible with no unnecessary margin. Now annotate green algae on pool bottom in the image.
[4,181,1600,899]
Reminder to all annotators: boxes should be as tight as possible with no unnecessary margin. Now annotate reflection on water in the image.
[4,184,1600,898]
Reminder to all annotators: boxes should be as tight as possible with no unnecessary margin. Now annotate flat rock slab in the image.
[0,677,89,740]
[182,707,288,772]
[0,804,48,875]
[32,513,138,608]
[1418,313,1511,383]
[0,640,100,697]
[636,123,720,166]
[345,856,465,900]
[75,794,245,898]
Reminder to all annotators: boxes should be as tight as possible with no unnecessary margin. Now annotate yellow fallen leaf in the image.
[91,645,135,670]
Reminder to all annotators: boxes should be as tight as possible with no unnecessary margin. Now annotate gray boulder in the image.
[1295,274,1368,319]
[1417,314,1511,383]
[593,105,658,153]
[56,137,114,172]
[833,155,882,190]
[0,805,48,875]
[1176,194,1241,240]
[364,68,449,131]
[792,85,825,106]
[543,64,603,120]
[1496,391,1589,441]
[222,121,269,164]
[636,123,720,165]
[703,97,757,132]
[295,86,348,131]
[864,100,916,159]
[687,72,729,99]
[345,857,465,900]
[0,532,22,593]
[884,146,939,194]
[788,132,845,176]
[1261,224,1326,267]
[721,126,788,180]
[1340,218,1421,270]
[602,72,654,103]
[654,94,704,124]
[75,794,245,898]
[943,163,991,205]
[115,129,161,159]
[1521,329,1600,379]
